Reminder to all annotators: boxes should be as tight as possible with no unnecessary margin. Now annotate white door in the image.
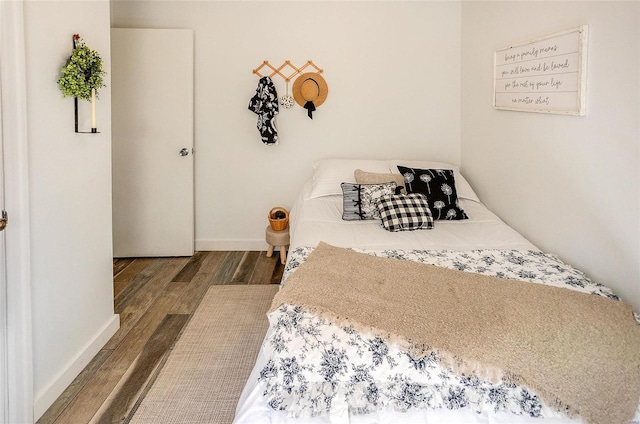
[111,28,194,257]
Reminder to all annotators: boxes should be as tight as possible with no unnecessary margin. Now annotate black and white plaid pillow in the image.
[377,193,434,232]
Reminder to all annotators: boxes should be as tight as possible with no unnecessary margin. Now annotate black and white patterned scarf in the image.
[248,76,279,145]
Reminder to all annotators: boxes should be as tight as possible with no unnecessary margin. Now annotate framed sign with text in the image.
[494,26,588,115]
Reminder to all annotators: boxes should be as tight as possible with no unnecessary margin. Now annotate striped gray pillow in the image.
[341,182,397,221]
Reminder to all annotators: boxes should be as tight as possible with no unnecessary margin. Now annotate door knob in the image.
[179,148,190,156]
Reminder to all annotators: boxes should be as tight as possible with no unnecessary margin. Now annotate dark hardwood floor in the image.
[36,250,284,424]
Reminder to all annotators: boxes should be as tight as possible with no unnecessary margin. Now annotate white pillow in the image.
[387,160,459,173]
[309,159,390,199]
[387,159,480,203]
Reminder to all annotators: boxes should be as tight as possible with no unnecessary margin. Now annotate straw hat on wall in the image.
[292,72,328,118]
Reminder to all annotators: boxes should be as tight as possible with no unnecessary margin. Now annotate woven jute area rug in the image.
[129,285,278,424]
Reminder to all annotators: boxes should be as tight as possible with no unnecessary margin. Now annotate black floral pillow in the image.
[397,166,468,220]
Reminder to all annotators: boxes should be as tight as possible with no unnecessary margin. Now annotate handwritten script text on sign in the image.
[494,28,586,114]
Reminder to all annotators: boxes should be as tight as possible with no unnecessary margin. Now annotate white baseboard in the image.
[195,239,269,251]
[33,314,120,420]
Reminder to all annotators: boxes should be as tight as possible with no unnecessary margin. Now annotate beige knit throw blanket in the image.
[270,242,640,424]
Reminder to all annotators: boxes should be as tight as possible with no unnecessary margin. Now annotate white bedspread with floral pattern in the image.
[257,246,640,422]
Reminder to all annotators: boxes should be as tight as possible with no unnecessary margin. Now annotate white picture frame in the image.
[494,25,588,115]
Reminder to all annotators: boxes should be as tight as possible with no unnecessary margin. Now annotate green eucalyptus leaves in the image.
[58,35,106,100]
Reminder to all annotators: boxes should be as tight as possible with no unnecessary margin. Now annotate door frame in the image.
[0,44,6,424]
[0,1,34,423]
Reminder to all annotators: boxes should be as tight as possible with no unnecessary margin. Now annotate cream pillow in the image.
[354,169,406,193]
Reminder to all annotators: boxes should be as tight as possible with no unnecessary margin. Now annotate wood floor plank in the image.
[171,251,207,282]
[231,251,260,283]
[36,350,113,424]
[113,280,129,299]
[270,260,285,284]
[52,280,190,424]
[249,251,278,285]
[169,251,228,315]
[114,258,158,283]
[210,251,244,285]
[114,259,158,298]
[113,258,135,278]
[91,314,189,424]
[114,258,169,313]
[106,257,189,350]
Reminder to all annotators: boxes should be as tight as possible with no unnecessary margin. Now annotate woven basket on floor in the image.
[268,207,289,231]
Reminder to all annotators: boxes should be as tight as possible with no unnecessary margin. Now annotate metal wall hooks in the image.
[252,60,323,83]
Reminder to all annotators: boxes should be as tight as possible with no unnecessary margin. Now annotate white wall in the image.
[111,0,462,250]
[111,1,639,310]
[24,1,118,418]
[461,2,640,310]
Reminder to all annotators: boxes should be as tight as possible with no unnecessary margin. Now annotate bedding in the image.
[269,243,640,424]
[234,160,640,424]
[308,159,478,202]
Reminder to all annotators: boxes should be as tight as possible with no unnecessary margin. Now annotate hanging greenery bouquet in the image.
[58,34,106,100]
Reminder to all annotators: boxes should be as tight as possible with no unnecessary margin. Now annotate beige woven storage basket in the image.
[268,207,289,231]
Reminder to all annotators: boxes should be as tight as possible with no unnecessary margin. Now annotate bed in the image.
[234,159,640,424]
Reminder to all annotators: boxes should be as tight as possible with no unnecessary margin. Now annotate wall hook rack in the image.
[252,60,323,83]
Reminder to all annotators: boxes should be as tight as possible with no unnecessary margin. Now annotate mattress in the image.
[288,180,537,252]
[234,168,640,424]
